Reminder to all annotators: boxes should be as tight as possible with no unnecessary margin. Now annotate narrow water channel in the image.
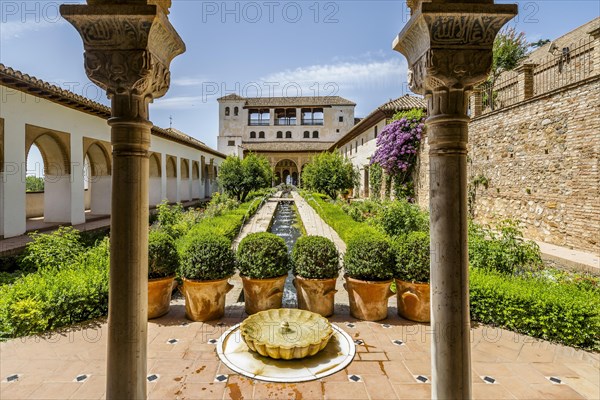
[268,193,302,308]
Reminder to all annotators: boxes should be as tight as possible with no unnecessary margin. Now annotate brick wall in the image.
[415,76,600,255]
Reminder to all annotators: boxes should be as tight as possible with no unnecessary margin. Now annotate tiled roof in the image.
[331,94,426,149]
[0,63,224,158]
[378,95,426,112]
[217,93,356,107]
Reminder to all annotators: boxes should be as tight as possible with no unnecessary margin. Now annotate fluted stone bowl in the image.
[240,309,334,360]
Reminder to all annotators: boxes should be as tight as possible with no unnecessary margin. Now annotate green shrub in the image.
[470,268,600,350]
[20,226,84,272]
[376,200,428,237]
[344,233,395,281]
[292,236,340,279]
[394,231,430,283]
[204,192,240,218]
[0,238,110,339]
[154,201,187,238]
[148,230,179,279]
[237,232,289,279]
[179,233,235,280]
[341,199,383,223]
[302,192,381,243]
[469,220,543,275]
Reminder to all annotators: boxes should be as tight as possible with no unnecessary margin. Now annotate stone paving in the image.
[1,192,599,399]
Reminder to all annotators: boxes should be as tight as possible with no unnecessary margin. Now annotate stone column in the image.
[516,63,537,101]
[61,2,185,399]
[393,2,516,399]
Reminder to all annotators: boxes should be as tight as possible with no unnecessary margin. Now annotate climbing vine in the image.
[370,109,425,201]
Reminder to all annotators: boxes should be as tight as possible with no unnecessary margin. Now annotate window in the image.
[250,131,256,139]
[285,131,292,139]
[234,106,239,116]
[356,141,358,152]
[303,131,310,138]
[248,108,270,126]
[225,107,230,116]
[301,108,324,125]
[275,108,297,126]
[227,140,235,146]
[277,131,283,139]
[361,138,364,146]
[339,116,344,123]
[374,126,378,138]
[259,131,265,139]
[312,131,319,139]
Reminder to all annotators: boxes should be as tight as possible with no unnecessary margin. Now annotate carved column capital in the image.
[60,3,185,106]
[393,3,517,97]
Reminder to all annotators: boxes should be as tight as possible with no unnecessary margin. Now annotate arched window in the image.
[250,131,256,139]
[285,131,292,139]
[303,131,310,138]
[234,106,239,116]
[277,131,283,139]
[312,131,319,139]
[225,107,230,116]
[259,131,265,139]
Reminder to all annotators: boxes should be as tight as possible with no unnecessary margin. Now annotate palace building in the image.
[216,93,356,185]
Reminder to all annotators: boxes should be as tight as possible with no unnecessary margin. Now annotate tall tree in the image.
[218,153,272,201]
[302,151,356,199]
[487,27,529,110]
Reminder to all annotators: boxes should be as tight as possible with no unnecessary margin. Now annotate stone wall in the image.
[416,76,600,255]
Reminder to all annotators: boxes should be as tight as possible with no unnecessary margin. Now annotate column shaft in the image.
[106,99,151,399]
[427,90,471,400]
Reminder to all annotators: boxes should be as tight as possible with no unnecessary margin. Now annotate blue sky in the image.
[1,0,599,164]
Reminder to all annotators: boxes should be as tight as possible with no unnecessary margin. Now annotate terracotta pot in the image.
[293,275,338,317]
[344,275,395,321]
[183,277,234,322]
[395,279,430,322]
[241,275,287,315]
[148,276,175,319]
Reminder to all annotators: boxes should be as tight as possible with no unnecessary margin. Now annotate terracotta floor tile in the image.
[185,360,220,383]
[392,383,431,399]
[0,382,43,400]
[323,381,369,400]
[149,358,195,377]
[358,352,389,361]
[68,375,106,400]
[402,360,431,376]
[500,376,546,399]
[291,381,324,399]
[472,382,517,399]
[320,370,349,382]
[147,375,186,400]
[561,376,600,400]
[363,374,398,399]
[253,382,299,399]
[179,382,227,400]
[516,346,557,363]
[527,383,587,399]
[224,375,254,400]
[380,362,415,383]
[26,382,81,400]
[347,361,386,376]
[563,363,600,385]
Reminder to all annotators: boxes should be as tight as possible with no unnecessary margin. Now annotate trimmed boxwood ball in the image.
[292,236,340,279]
[344,233,395,281]
[148,229,179,279]
[237,232,289,279]
[394,231,430,283]
[179,232,235,281]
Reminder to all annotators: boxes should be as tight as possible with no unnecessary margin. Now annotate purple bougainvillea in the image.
[371,117,424,175]
[370,116,425,200]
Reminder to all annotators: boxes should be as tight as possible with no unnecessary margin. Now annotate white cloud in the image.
[0,19,67,40]
[151,96,211,110]
[260,58,407,94]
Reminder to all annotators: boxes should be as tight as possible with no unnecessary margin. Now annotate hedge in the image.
[470,268,600,350]
[301,192,381,243]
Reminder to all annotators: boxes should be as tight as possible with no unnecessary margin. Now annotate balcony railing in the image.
[301,118,324,125]
[248,120,270,126]
[275,119,297,126]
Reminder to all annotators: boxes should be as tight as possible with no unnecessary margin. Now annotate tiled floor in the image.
[1,299,598,400]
